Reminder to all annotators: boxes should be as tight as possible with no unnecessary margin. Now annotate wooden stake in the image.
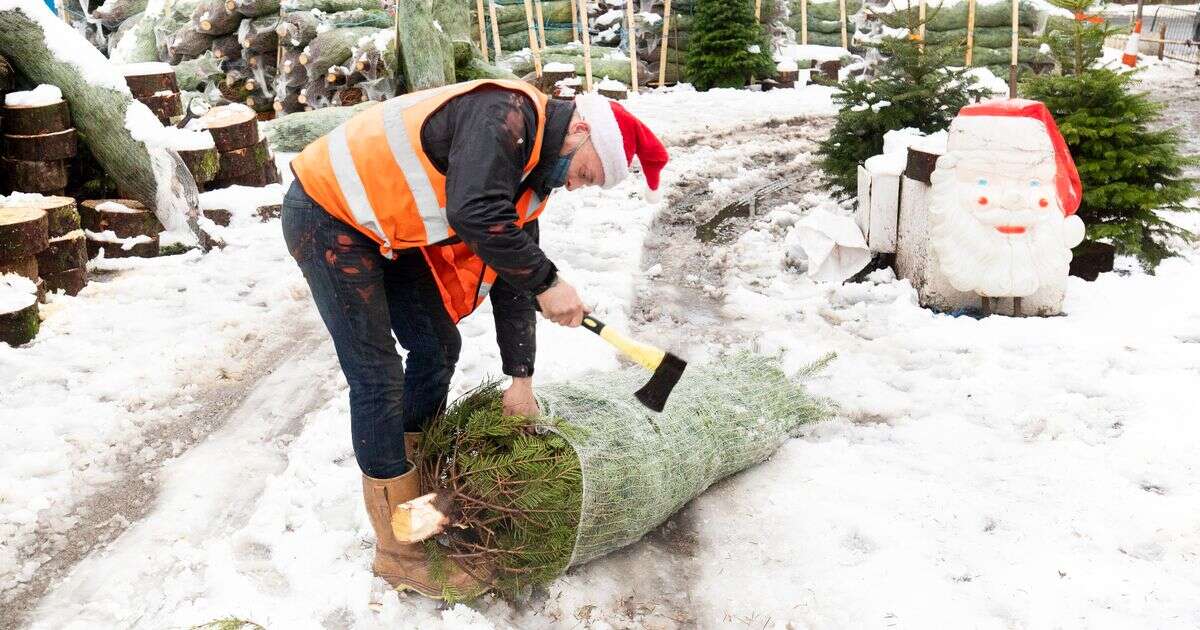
[578,0,594,92]
[1010,0,1018,97]
[838,0,848,49]
[966,0,976,65]
[801,0,807,45]
[570,0,578,42]
[658,0,672,87]
[626,0,638,97]
[535,0,547,51]
[489,0,503,58]
[1157,22,1167,60]
[476,0,490,62]
[523,0,542,77]
[755,0,762,21]
[918,0,926,53]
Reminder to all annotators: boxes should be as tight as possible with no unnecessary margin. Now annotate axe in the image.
[580,315,687,412]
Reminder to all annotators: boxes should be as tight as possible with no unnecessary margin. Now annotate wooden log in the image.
[905,147,940,185]
[965,0,976,65]
[137,92,183,124]
[0,255,38,281]
[178,147,221,183]
[255,110,275,122]
[218,138,271,178]
[3,129,78,162]
[577,0,593,91]
[489,0,503,58]
[234,0,280,18]
[273,89,303,114]
[79,198,163,238]
[475,0,489,62]
[2,195,77,237]
[211,158,277,188]
[168,25,215,62]
[211,32,243,60]
[245,93,274,113]
[1069,240,1116,281]
[203,207,232,226]
[122,66,179,98]
[40,265,87,296]
[1,101,71,135]
[0,300,38,347]
[195,0,243,36]
[86,234,159,259]
[239,16,279,52]
[4,159,69,193]
[35,228,87,273]
[658,0,671,87]
[201,104,260,151]
[0,206,49,261]
[276,12,318,48]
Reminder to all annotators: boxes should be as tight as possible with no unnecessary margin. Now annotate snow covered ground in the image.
[4,66,1200,629]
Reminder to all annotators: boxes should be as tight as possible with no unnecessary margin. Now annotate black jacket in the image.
[419,86,575,378]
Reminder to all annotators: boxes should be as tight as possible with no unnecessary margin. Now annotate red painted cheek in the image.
[978,196,988,206]
[1039,198,1049,208]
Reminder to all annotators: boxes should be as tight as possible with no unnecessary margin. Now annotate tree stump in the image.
[777,69,799,88]
[2,195,78,237]
[201,104,260,151]
[218,138,272,178]
[0,206,49,261]
[3,158,68,193]
[3,128,78,162]
[1,100,71,135]
[41,265,87,296]
[86,235,160,259]
[36,229,88,273]
[79,199,164,238]
[0,297,38,346]
[0,255,38,281]
[121,64,180,98]
[598,87,628,100]
[138,92,183,124]
[1069,240,1116,282]
[177,146,220,185]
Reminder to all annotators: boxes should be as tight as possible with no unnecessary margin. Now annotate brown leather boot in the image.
[361,466,490,599]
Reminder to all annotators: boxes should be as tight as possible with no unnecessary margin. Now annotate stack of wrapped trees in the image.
[786,0,862,49]
[1,87,79,197]
[474,0,576,54]
[0,204,47,345]
[893,0,1049,75]
[80,198,164,259]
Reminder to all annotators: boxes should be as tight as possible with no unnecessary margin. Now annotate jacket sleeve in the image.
[444,89,556,294]
[490,220,542,377]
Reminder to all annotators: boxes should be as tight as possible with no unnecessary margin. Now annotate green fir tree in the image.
[685,0,775,91]
[1024,0,1197,269]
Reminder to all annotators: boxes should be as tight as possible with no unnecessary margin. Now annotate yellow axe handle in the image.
[581,315,665,372]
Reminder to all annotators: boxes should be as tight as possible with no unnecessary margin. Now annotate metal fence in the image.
[1105,5,1200,65]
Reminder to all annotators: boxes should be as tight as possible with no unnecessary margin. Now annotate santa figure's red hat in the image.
[951,99,1083,216]
[574,93,670,202]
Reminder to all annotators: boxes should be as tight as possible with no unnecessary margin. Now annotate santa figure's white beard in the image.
[929,168,1072,298]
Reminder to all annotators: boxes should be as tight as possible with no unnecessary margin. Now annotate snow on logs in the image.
[2,90,79,196]
[80,199,163,259]
[0,205,48,345]
[8,196,88,296]
[121,63,183,125]
[200,104,281,188]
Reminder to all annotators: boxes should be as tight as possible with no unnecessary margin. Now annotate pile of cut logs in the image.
[80,199,164,259]
[122,63,185,125]
[1,97,78,196]
[200,104,282,188]
[0,196,89,345]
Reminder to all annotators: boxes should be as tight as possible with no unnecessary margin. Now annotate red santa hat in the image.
[574,93,670,202]
[954,99,1083,216]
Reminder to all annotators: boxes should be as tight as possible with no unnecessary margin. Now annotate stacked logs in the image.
[0,205,47,345]
[202,104,282,188]
[80,199,164,259]
[122,63,184,125]
[1,98,78,196]
[22,196,88,296]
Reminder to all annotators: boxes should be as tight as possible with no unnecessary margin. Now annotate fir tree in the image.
[1025,0,1197,269]
[685,0,774,91]
[817,11,989,196]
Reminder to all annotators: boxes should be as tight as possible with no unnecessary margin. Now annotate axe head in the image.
[634,352,688,413]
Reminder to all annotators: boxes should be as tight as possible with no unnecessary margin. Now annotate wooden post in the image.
[395,0,403,94]
[535,0,547,51]
[658,0,672,87]
[755,0,762,21]
[838,0,848,49]
[523,0,543,77]
[918,0,926,53]
[1157,22,1167,60]
[1009,0,1018,97]
[626,0,638,96]
[489,0,503,57]
[801,0,807,45]
[965,0,976,65]
[578,0,594,91]
[476,0,490,62]
[570,0,578,42]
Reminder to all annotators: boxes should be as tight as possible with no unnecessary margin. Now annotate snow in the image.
[94,201,143,213]
[150,126,216,151]
[0,274,36,313]
[777,58,800,72]
[4,84,63,107]
[596,76,627,91]
[84,229,154,250]
[0,0,131,93]
[776,43,850,64]
[5,74,1200,629]
[543,61,576,72]
[119,61,174,77]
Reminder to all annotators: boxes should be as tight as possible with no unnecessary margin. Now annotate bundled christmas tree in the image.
[406,353,831,600]
[684,0,775,91]
[817,12,989,195]
[1023,0,1197,269]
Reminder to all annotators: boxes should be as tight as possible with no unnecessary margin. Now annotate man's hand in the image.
[536,277,586,327]
[503,377,540,417]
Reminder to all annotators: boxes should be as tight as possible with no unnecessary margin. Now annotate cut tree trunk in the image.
[137,92,183,124]
[0,255,38,281]
[0,206,49,261]
[168,25,214,61]
[277,12,319,48]
[273,89,302,114]
[41,265,87,296]
[1,101,71,135]
[35,229,88,273]
[201,104,260,151]
[235,0,280,18]
[0,300,38,346]
[239,16,279,50]
[245,93,274,113]
[122,68,179,98]
[4,159,69,193]
[212,159,278,188]
[3,129,78,161]
[79,199,164,238]
[87,235,160,259]
[194,0,243,36]
[178,146,220,183]
[211,32,243,60]
[2,195,78,237]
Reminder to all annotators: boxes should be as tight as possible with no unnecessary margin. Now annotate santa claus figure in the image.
[929,99,1086,298]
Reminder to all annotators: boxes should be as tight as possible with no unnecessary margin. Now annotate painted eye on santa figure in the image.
[1029,179,1041,188]
[977,178,988,186]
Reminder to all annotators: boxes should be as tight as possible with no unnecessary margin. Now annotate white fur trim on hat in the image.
[574,93,630,189]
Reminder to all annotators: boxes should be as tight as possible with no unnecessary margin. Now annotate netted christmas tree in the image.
[684,0,775,91]
[1024,0,1197,269]
[412,353,831,600]
[817,6,989,195]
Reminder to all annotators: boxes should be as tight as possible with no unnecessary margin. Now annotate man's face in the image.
[563,120,605,191]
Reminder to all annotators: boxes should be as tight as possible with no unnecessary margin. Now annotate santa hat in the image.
[574,93,670,202]
[951,99,1082,216]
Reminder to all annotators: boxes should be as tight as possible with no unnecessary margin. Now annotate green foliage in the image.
[685,0,774,91]
[817,28,989,195]
[189,619,265,630]
[1023,69,1197,269]
[1040,0,1117,75]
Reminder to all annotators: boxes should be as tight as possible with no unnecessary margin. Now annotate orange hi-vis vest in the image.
[291,79,551,323]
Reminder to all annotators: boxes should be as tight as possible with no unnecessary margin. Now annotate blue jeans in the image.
[281,181,461,479]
